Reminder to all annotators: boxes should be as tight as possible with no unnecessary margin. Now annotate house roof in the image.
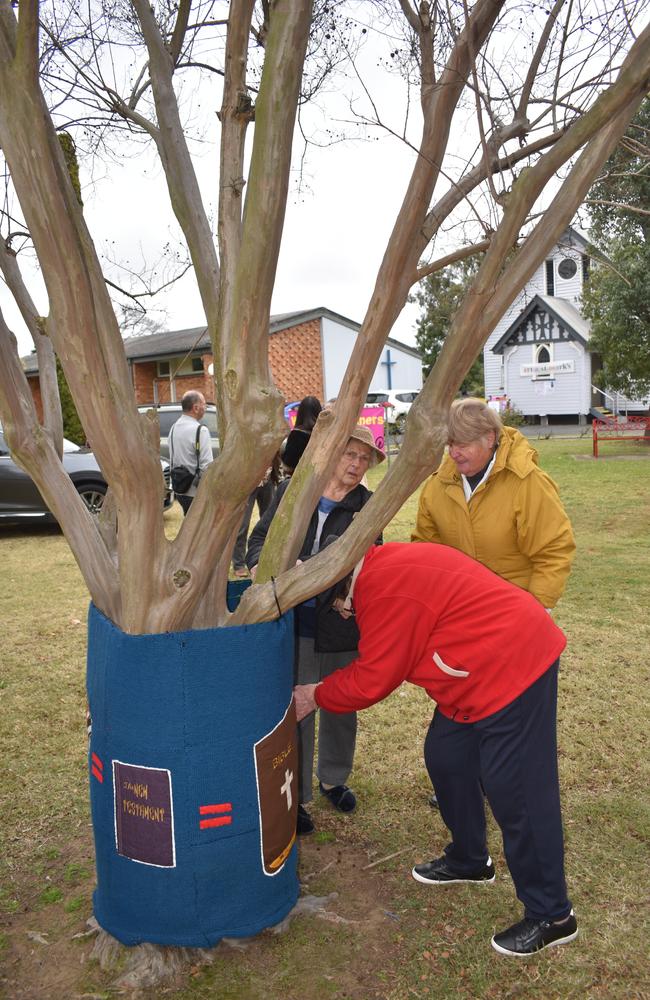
[124,325,210,362]
[491,294,591,354]
[20,327,211,373]
[21,306,421,372]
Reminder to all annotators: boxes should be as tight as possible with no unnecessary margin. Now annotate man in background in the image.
[169,390,213,515]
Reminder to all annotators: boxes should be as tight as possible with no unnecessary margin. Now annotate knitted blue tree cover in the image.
[86,592,299,947]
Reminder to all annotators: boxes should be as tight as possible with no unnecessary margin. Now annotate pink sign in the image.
[357,406,386,453]
[284,403,386,453]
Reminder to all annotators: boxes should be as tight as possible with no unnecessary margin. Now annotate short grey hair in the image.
[447,398,502,445]
[181,390,203,412]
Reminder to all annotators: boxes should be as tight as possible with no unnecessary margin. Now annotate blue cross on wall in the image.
[381,348,396,389]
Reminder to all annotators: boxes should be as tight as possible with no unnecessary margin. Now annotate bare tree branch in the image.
[0,236,62,446]
[167,0,192,67]
[131,0,221,330]
[0,303,121,619]
[584,198,650,218]
[414,239,491,283]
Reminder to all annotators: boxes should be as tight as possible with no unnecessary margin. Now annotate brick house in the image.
[23,307,422,416]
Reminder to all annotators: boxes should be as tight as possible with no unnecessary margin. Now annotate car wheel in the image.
[76,482,107,515]
[395,413,407,434]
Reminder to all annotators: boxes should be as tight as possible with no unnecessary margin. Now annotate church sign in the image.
[520,360,575,377]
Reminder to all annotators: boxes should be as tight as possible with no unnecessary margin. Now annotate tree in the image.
[586,97,650,245]
[583,99,650,398]
[0,0,648,631]
[413,257,484,394]
[0,0,646,619]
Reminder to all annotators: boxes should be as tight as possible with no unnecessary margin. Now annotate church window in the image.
[545,260,554,295]
[558,257,577,279]
[535,343,552,377]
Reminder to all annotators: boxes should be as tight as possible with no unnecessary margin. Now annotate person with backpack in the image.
[168,391,213,515]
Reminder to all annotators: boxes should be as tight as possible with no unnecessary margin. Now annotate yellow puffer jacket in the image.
[412,426,575,608]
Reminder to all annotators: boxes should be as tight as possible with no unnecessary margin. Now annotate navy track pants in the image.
[424,661,572,921]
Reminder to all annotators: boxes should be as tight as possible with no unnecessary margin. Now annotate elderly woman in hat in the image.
[247,424,385,835]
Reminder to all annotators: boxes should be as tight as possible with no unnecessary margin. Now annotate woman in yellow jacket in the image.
[412,398,576,610]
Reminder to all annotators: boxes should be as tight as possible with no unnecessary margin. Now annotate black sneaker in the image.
[491,911,578,956]
[412,855,495,885]
[318,782,356,813]
[297,805,314,836]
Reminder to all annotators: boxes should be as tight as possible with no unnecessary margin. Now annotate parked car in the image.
[137,403,220,461]
[365,389,420,429]
[0,427,171,524]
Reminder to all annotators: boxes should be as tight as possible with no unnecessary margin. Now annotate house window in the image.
[582,255,590,283]
[545,260,554,296]
[157,356,204,378]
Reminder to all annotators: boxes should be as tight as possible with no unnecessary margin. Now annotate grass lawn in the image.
[1,437,649,999]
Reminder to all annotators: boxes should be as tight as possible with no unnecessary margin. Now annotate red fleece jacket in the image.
[314,543,566,723]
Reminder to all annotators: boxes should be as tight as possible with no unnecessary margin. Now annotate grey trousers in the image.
[295,635,357,804]
[232,481,276,570]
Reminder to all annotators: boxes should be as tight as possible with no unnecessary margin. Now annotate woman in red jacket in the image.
[294,542,578,958]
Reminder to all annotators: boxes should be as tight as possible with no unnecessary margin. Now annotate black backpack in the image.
[169,424,202,494]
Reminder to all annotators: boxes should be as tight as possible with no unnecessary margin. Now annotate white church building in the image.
[484,227,648,422]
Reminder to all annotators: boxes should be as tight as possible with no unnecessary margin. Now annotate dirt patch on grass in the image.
[0,829,404,1000]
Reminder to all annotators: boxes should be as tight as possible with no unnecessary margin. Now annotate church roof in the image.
[491,294,591,354]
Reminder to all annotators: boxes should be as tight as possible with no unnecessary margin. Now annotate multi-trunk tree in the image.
[1,0,649,635]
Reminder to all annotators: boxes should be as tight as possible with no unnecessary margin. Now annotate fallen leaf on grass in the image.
[317,910,358,926]
[71,917,100,940]
[26,931,49,945]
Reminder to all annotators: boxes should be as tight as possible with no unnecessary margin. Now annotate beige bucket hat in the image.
[348,424,386,466]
